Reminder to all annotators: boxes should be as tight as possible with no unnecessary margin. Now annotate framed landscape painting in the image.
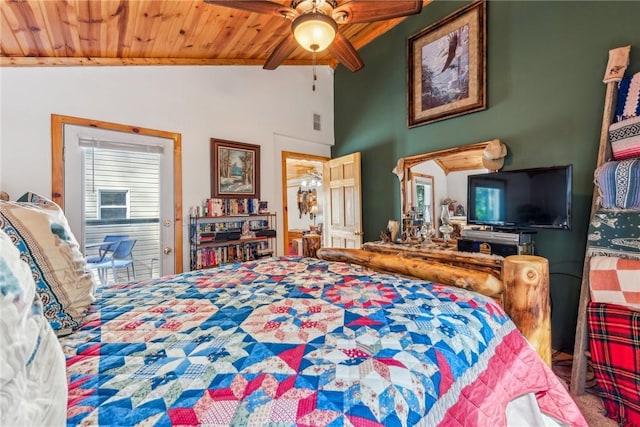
[408,0,486,127]
[211,138,260,198]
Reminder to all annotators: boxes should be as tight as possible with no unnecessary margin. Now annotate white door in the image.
[323,152,363,248]
[63,124,175,280]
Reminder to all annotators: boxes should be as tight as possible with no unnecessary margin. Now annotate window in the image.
[415,182,428,213]
[474,186,504,223]
[98,189,130,220]
[412,174,434,223]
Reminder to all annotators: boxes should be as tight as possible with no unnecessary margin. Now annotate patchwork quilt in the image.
[60,257,585,426]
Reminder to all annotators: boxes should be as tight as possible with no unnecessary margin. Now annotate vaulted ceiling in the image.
[1,0,430,68]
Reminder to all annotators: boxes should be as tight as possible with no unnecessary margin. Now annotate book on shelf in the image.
[193,239,273,269]
[190,198,271,217]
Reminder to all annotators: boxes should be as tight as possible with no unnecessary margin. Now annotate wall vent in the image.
[313,113,321,131]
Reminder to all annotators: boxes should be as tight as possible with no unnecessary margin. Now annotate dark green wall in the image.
[333,0,640,352]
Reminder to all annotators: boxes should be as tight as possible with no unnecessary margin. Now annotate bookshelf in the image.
[189,212,277,270]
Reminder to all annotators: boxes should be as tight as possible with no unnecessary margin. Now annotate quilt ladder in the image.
[570,45,631,395]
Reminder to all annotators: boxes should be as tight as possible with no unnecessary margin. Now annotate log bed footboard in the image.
[316,248,551,366]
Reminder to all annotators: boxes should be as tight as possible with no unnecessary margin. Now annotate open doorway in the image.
[281,151,329,256]
[51,114,183,281]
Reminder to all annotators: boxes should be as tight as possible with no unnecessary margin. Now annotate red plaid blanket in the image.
[588,302,640,426]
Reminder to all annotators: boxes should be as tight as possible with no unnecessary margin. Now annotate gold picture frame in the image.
[408,1,486,127]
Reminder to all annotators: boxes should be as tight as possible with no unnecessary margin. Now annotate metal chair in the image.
[86,235,129,262]
[87,236,136,284]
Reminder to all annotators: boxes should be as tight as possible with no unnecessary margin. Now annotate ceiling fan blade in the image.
[328,32,364,72]
[203,0,295,19]
[333,1,422,24]
[263,34,299,70]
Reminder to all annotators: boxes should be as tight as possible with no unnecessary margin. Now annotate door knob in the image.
[163,247,172,254]
[354,231,363,236]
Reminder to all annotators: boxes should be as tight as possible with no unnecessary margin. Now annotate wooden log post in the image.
[302,234,321,258]
[316,248,504,298]
[503,255,551,366]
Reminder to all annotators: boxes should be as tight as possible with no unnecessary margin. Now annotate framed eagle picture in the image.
[408,1,486,127]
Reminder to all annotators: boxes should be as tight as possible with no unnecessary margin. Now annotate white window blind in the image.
[78,137,165,154]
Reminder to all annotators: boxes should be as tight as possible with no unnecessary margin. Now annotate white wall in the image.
[446,169,487,214]
[0,65,334,270]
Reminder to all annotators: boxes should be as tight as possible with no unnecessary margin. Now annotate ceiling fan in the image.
[203,0,423,72]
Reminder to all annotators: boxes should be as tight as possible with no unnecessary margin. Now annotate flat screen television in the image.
[467,165,572,230]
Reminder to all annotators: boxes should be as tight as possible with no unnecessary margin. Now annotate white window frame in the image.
[97,188,131,220]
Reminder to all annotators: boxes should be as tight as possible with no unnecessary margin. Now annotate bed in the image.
[1,195,587,426]
[61,253,586,426]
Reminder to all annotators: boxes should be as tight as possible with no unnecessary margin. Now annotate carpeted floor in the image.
[551,351,618,426]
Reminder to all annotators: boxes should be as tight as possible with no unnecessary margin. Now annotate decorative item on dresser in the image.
[439,202,454,241]
[387,219,399,242]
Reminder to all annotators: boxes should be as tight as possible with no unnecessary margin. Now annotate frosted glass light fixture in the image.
[292,13,337,52]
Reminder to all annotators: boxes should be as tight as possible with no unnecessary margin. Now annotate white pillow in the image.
[0,229,67,426]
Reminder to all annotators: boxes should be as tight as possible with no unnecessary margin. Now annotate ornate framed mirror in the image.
[395,140,505,237]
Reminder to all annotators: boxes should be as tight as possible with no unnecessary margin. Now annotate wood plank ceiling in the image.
[0,0,430,68]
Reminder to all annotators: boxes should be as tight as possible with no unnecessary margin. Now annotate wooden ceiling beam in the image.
[0,55,334,67]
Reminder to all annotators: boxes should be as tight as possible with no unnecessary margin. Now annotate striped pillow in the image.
[595,159,640,209]
[589,256,640,309]
[609,115,640,160]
